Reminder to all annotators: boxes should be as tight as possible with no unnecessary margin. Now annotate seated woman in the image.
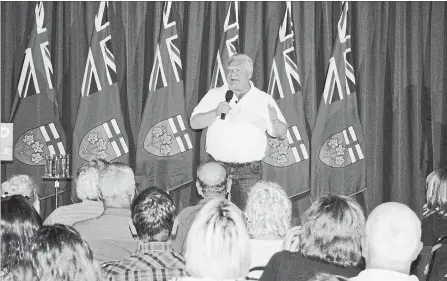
[44,159,109,226]
[31,224,103,281]
[171,198,250,281]
[244,181,292,279]
[2,174,40,214]
[415,167,447,281]
[259,194,365,281]
[1,195,42,280]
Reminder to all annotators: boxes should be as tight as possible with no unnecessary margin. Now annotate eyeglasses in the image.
[227,67,244,75]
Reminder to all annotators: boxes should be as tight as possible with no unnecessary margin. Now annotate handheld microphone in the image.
[221,90,234,120]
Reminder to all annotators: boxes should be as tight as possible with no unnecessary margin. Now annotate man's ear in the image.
[361,236,368,259]
[412,241,423,261]
[196,181,204,197]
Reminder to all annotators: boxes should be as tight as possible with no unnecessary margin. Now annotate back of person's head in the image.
[131,186,176,242]
[308,273,349,281]
[1,195,42,276]
[98,162,135,201]
[244,181,291,238]
[185,198,250,279]
[76,159,109,201]
[31,224,103,281]
[363,202,422,268]
[425,167,447,215]
[196,162,228,198]
[2,174,40,213]
[299,194,365,268]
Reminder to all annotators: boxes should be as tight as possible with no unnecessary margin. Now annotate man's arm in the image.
[268,104,287,140]
[190,109,218,130]
[190,101,230,130]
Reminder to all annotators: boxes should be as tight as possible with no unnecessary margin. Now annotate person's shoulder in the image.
[207,85,227,96]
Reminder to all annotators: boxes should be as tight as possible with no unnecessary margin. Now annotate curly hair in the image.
[1,195,42,276]
[244,181,291,238]
[76,159,109,201]
[425,167,447,214]
[185,198,250,280]
[131,186,176,241]
[308,273,349,281]
[3,174,39,207]
[299,194,365,268]
[31,224,103,281]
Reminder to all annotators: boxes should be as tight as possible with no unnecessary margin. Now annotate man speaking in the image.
[190,54,287,209]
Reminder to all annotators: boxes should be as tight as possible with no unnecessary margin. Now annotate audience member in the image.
[1,195,42,280]
[171,198,250,281]
[172,161,229,254]
[244,181,291,279]
[31,224,103,281]
[102,186,188,281]
[309,273,349,281]
[422,167,447,245]
[44,159,109,226]
[74,162,137,263]
[259,195,365,281]
[1,174,40,213]
[351,202,422,281]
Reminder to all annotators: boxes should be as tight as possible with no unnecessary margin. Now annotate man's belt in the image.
[208,154,261,168]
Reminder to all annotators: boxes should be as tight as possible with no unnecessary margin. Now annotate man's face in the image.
[227,59,251,93]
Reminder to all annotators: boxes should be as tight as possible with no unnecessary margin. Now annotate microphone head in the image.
[225,90,234,102]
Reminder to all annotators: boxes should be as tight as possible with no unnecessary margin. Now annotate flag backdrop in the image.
[199,1,241,163]
[136,1,193,191]
[310,2,366,199]
[4,2,67,215]
[263,2,310,198]
[72,1,130,200]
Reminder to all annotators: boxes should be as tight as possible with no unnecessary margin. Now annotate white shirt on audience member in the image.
[350,269,419,281]
[191,81,286,163]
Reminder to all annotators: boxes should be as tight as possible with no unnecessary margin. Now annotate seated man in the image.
[172,161,229,254]
[102,186,188,281]
[1,174,40,214]
[44,159,108,226]
[351,202,423,281]
[74,162,137,263]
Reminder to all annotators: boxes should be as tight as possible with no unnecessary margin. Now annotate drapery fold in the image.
[2,2,446,219]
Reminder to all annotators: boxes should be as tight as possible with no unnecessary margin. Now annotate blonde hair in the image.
[244,181,291,237]
[228,53,253,76]
[4,174,40,213]
[76,159,109,201]
[98,162,135,200]
[185,198,250,279]
[425,167,447,213]
[299,195,365,268]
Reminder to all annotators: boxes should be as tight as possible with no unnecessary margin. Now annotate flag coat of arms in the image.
[262,2,309,198]
[5,2,67,199]
[310,2,366,199]
[72,1,130,182]
[200,1,241,163]
[136,1,193,191]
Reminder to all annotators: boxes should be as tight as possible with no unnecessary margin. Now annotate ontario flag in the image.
[5,2,67,211]
[136,1,193,191]
[72,1,130,198]
[263,2,309,198]
[210,1,240,89]
[310,2,366,199]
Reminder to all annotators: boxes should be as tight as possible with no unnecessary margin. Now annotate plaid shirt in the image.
[101,241,188,281]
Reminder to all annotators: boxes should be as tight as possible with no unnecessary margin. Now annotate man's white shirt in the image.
[191,81,286,163]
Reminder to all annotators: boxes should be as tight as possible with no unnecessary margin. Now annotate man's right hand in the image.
[216,101,231,117]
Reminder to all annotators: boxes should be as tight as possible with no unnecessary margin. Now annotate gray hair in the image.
[228,53,253,77]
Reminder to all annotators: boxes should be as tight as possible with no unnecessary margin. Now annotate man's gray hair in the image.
[228,53,253,76]
[98,162,135,200]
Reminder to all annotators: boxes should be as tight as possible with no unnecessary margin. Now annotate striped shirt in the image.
[101,241,188,281]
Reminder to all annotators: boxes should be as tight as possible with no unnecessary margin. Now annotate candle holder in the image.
[42,154,71,208]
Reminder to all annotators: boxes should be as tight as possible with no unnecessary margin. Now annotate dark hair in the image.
[1,195,42,275]
[31,224,103,281]
[131,186,176,241]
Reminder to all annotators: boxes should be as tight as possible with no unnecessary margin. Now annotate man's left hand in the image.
[268,103,278,123]
[268,103,287,140]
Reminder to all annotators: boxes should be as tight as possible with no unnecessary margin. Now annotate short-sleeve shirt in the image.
[191,82,286,163]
